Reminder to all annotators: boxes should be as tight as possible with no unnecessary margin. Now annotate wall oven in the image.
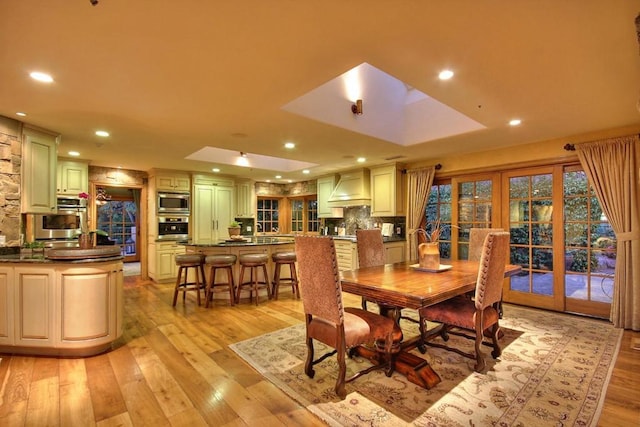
[157,215,189,240]
[158,192,190,214]
[33,210,84,240]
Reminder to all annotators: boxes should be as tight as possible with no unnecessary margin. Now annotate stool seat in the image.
[205,254,237,266]
[176,254,206,265]
[271,251,299,300]
[239,253,269,266]
[237,253,270,305]
[272,251,297,263]
[172,254,206,307]
[205,254,237,307]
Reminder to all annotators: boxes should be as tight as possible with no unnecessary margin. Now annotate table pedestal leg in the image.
[354,346,441,389]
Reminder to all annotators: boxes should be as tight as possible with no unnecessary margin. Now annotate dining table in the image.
[340,259,522,389]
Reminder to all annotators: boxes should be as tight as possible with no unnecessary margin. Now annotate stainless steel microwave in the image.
[32,210,83,240]
[158,192,190,213]
[157,215,189,240]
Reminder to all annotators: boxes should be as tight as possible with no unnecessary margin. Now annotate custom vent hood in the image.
[327,169,371,207]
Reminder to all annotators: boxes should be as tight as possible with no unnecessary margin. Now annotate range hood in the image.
[327,169,371,207]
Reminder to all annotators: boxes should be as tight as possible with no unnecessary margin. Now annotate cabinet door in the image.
[22,129,57,213]
[236,180,256,217]
[371,165,404,217]
[317,175,342,218]
[385,242,406,264]
[14,267,55,347]
[214,186,234,241]
[156,174,190,192]
[193,185,215,243]
[0,267,14,345]
[58,267,113,343]
[57,160,88,195]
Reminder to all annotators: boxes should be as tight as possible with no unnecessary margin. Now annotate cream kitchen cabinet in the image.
[317,174,343,218]
[235,179,256,218]
[370,164,405,217]
[21,127,59,213]
[14,266,56,348]
[384,241,406,264]
[0,266,14,345]
[334,239,358,271]
[57,159,89,195]
[148,241,186,282]
[192,175,235,243]
[155,172,191,192]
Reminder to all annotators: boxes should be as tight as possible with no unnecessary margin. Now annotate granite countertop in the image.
[0,246,124,263]
[0,254,124,264]
[180,234,405,247]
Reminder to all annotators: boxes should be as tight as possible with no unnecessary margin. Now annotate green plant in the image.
[229,221,241,228]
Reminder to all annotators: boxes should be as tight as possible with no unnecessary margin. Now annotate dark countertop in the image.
[180,234,405,247]
[0,254,124,264]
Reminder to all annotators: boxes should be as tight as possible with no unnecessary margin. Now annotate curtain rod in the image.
[564,134,640,151]
[401,163,442,174]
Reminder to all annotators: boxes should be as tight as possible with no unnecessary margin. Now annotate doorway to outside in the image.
[95,186,141,263]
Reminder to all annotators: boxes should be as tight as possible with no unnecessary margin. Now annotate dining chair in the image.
[355,229,386,311]
[294,235,403,399]
[469,227,506,318]
[418,231,510,372]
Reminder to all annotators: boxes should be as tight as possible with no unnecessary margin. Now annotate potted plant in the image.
[228,221,241,238]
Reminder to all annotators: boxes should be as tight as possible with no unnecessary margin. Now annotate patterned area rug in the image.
[230,305,622,426]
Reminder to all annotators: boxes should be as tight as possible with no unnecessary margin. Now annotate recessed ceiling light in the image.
[212,168,220,172]
[68,151,80,157]
[16,112,26,117]
[438,70,454,80]
[275,175,282,179]
[509,119,522,126]
[284,142,295,149]
[287,180,293,183]
[302,169,310,174]
[265,179,271,183]
[357,157,366,163]
[95,130,110,137]
[29,71,53,83]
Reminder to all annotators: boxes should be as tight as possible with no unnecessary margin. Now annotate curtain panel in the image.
[406,166,436,261]
[576,134,640,330]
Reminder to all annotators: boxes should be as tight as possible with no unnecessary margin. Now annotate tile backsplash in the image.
[322,206,405,237]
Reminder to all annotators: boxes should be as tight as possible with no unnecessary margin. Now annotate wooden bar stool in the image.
[271,251,299,300]
[236,253,271,305]
[172,253,206,307]
[204,254,237,307]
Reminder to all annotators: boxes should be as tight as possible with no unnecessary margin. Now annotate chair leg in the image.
[236,266,246,303]
[205,266,214,308]
[289,262,299,298]
[227,267,235,306]
[490,323,502,359]
[262,264,271,300]
[335,343,347,399]
[172,266,183,306]
[272,263,281,300]
[474,321,486,372]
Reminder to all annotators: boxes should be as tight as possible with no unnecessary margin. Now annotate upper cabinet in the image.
[21,127,58,213]
[155,172,191,192]
[370,164,405,217]
[57,159,88,195]
[317,174,343,218]
[235,179,255,218]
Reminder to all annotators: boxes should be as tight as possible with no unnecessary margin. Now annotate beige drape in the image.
[576,135,640,330]
[406,166,436,261]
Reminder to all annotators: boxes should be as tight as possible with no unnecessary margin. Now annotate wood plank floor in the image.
[0,275,638,426]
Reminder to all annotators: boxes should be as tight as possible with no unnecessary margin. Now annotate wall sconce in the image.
[351,99,363,115]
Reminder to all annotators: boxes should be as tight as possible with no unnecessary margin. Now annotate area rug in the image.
[229,305,622,426]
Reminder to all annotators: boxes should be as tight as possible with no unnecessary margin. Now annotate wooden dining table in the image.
[340,259,522,389]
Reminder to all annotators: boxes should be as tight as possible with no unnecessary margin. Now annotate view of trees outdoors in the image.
[97,201,137,257]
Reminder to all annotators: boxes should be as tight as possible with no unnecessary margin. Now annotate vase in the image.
[228,227,241,238]
[418,242,440,270]
[78,233,93,249]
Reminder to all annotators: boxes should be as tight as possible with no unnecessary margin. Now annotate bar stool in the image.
[236,253,271,305]
[204,254,237,307]
[271,251,299,300]
[172,253,206,307]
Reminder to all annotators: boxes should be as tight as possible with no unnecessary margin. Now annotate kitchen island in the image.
[0,247,124,356]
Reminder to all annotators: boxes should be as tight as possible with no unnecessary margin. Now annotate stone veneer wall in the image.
[0,117,22,247]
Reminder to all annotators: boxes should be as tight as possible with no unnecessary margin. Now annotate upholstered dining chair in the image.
[356,229,386,311]
[469,227,506,317]
[294,235,403,399]
[418,231,510,372]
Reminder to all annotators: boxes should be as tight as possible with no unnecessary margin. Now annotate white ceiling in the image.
[1,1,639,182]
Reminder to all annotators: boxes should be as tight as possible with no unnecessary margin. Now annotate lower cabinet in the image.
[0,261,123,356]
[149,241,186,282]
[334,239,406,271]
[384,241,406,264]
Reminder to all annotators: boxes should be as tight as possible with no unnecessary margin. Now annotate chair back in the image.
[474,232,510,310]
[294,236,344,325]
[356,229,386,268]
[468,228,504,261]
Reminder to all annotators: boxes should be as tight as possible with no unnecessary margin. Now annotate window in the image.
[426,182,452,258]
[257,198,279,233]
[563,167,615,304]
[97,200,137,259]
[457,179,493,259]
[290,196,318,233]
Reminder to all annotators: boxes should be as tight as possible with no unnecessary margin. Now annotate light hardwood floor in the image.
[0,275,638,426]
